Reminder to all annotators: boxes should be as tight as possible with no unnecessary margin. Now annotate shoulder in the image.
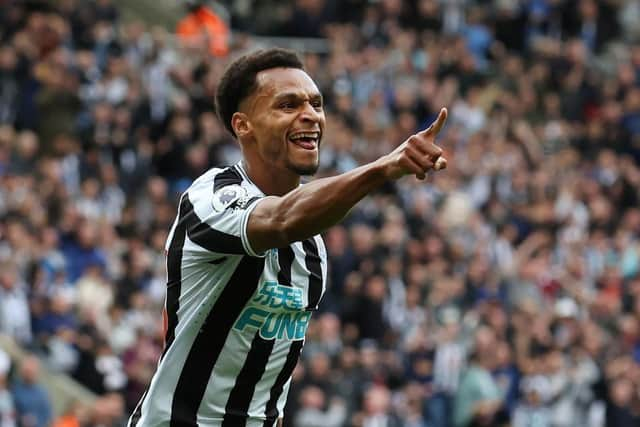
[189,166,236,190]
[187,166,261,213]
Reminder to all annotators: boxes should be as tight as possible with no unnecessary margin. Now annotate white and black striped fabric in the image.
[128,163,327,427]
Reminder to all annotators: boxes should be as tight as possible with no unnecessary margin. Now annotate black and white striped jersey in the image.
[129,162,327,427]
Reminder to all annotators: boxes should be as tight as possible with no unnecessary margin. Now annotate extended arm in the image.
[247,108,449,253]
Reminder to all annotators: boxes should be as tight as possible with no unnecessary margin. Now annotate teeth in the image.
[289,132,319,140]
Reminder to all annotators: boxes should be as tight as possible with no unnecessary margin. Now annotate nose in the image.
[299,101,322,123]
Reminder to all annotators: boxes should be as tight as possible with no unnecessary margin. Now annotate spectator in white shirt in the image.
[0,262,31,345]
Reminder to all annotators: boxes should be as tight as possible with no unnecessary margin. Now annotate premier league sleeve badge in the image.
[212,184,248,212]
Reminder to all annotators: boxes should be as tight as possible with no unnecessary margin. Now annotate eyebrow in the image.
[274,92,323,102]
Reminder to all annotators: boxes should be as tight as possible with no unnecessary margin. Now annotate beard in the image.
[286,157,319,176]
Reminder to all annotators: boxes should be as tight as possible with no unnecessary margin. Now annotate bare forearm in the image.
[259,161,388,243]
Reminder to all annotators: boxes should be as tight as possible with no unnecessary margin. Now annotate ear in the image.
[231,112,252,139]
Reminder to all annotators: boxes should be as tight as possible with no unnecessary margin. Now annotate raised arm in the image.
[247,108,449,253]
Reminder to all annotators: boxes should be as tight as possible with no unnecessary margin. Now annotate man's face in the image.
[240,67,325,176]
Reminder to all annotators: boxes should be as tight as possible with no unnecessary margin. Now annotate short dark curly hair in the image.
[215,48,305,137]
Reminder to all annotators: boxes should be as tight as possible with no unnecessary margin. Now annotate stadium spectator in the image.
[10,356,51,427]
[293,385,347,427]
[0,261,32,346]
[453,327,506,427]
[355,384,403,427]
[176,0,230,57]
[0,349,16,427]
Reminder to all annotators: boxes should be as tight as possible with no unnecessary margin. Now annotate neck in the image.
[241,159,300,196]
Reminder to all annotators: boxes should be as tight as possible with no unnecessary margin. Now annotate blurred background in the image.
[1,0,640,426]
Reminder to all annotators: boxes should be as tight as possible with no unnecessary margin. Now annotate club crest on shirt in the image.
[212,184,247,212]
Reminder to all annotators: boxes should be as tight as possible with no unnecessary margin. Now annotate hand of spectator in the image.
[378,108,448,180]
[605,356,634,380]
[474,399,502,420]
[512,120,543,164]
[330,396,346,408]
[516,231,552,260]
[620,155,640,185]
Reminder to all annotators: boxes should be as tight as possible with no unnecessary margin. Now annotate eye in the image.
[312,100,323,110]
[279,101,295,110]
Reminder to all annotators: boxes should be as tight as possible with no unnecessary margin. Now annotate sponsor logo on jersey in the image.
[234,281,311,340]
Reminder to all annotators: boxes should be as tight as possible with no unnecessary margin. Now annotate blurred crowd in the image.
[1,0,640,426]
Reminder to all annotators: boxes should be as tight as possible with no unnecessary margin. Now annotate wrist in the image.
[371,155,396,181]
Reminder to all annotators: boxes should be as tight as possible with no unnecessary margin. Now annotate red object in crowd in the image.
[176,6,230,57]
[53,415,80,427]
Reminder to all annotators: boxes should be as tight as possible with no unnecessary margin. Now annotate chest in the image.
[260,237,326,311]
[232,237,327,341]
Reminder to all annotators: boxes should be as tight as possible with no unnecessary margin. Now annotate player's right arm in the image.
[247,108,448,254]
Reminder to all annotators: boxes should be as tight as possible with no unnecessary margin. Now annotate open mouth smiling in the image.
[288,131,320,150]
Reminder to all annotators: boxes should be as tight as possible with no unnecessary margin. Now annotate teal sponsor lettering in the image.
[235,281,313,340]
[248,311,312,340]
[278,312,297,339]
[295,312,311,339]
[253,281,278,306]
[234,307,269,331]
[271,286,288,309]
[253,281,304,311]
[260,313,283,339]
[285,288,304,310]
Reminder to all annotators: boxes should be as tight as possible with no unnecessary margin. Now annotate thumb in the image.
[420,107,448,138]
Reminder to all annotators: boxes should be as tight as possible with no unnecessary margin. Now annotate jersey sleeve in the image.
[171,181,266,258]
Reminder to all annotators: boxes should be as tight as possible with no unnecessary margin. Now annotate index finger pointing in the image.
[422,107,448,137]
